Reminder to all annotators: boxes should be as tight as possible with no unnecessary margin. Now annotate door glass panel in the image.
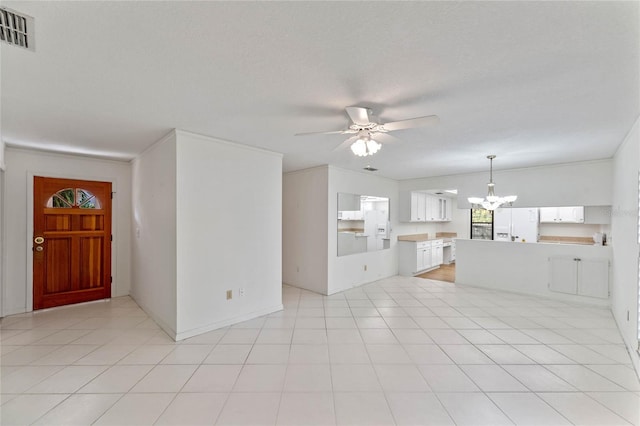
[48,188,74,207]
[79,195,99,209]
[46,188,101,209]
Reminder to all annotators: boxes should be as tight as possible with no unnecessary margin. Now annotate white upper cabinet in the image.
[416,192,427,221]
[539,206,585,223]
[400,191,452,223]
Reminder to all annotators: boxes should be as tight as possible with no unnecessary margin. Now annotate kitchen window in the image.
[470,208,493,240]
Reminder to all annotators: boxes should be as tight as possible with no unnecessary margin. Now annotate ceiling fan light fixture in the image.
[350,139,367,156]
[365,139,381,155]
[468,155,517,211]
[350,132,381,157]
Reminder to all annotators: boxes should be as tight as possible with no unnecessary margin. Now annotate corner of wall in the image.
[610,115,640,377]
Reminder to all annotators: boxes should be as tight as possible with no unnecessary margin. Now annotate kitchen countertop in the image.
[399,233,600,246]
[461,238,603,247]
[397,234,454,243]
[538,236,599,245]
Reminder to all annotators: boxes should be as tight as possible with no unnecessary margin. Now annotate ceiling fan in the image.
[295,106,439,157]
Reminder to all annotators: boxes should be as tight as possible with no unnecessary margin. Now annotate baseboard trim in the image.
[128,292,178,340]
[455,280,611,308]
[175,303,284,341]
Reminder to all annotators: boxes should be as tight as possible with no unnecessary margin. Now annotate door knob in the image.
[34,236,44,244]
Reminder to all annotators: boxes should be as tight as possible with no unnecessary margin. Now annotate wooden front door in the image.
[33,177,112,310]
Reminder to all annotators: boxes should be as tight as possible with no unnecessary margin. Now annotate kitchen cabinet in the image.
[540,207,584,223]
[340,210,364,220]
[400,191,452,222]
[440,198,452,221]
[415,192,426,221]
[416,241,431,272]
[549,256,609,299]
[431,240,444,266]
[399,240,442,276]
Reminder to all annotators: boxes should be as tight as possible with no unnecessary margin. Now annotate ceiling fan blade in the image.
[294,129,351,136]
[381,115,439,131]
[345,106,371,125]
[375,133,402,144]
[333,135,359,151]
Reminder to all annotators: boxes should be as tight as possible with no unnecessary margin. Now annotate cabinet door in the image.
[416,248,424,271]
[578,258,609,298]
[423,247,432,269]
[539,207,558,223]
[424,195,436,221]
[411,192,419,221]
[571,207,585,223]
[431,197,440,221]
[432,246,443,266]
[549,257,578,294]
[441,198,452,221]
[415,193,426,221]
[557,206,584,223]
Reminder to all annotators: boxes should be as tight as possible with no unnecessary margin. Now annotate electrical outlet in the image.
[239,288,245,297]
[364,265,367,271]
[226,290,232,300]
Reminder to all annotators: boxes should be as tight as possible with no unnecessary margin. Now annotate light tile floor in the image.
[1,276,639,425]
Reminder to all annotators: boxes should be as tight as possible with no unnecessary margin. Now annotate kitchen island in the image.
[456,239,612,306]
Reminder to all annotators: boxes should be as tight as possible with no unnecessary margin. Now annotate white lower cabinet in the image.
[432,241,443,266]
[399,240,443,276]
[549,256,609,299]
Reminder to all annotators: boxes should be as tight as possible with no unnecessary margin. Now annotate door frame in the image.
[25,171,119,312]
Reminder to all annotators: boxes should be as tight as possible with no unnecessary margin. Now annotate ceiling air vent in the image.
[0,7,34,51]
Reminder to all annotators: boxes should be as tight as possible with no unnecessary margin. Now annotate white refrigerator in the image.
[364,210,389,251]
[493,208,539,243]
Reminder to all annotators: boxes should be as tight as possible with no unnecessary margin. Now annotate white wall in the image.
[610,116,640,375]
[0,139,5,170]
[282,165,401,295]
[174,131,283,340]
[456,239,612,306]
[2,147,132,316]
[131,132,177,335]
[401,160,613,209]
[0,169,4,318]
[283,167,328,294]
[327,166,399,294]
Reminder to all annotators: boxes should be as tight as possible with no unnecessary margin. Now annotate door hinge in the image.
[110,276,113,283]
[110,235,113,242]
[111,192,114,199]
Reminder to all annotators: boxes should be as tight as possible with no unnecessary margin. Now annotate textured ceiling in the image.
[1,1,638,179]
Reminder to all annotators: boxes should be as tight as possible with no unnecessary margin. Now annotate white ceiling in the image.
[2,1,638,180]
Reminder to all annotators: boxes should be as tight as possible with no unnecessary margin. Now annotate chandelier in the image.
[468,155,517,210]
[350,131,381,157]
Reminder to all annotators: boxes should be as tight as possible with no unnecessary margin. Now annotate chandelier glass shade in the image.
[468,155,517,211]
[350,132,381,157]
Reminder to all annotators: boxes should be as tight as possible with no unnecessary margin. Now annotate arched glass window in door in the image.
[46,188,102,209]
